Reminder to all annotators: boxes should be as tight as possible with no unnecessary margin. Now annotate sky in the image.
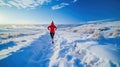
[0,0,120,24]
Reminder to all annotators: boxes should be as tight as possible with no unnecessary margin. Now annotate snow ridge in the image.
[0,22,120,67]
[49,22,120,67]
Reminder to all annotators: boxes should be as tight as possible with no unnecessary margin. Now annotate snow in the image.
[0,22,120,67]
[0,25,47,60]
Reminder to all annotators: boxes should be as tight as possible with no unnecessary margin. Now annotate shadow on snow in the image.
[0,33,53,67]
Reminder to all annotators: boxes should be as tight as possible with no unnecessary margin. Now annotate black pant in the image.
[50,32,55,39]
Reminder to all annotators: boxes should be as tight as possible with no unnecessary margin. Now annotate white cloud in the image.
[0,0,51,9]
[73,0,77,3]
[0,0,11,7]
[0,0,78,10]
[52,3,69,10]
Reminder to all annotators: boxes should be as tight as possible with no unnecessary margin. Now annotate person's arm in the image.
[47,26,50,30]
[55,26,57,30]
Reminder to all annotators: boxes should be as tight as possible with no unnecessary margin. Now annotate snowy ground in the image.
[0,22,120,67]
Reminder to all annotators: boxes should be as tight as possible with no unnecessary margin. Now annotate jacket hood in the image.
[51,21,54,26]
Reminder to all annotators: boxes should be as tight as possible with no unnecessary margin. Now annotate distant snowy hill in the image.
[0,22,120,67]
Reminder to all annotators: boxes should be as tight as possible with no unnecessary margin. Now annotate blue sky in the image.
[0,0,120,24]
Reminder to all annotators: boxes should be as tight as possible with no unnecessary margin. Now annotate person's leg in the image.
[50,33,53,39]
[50,32,55,39]
[51,33,55,39]
[50,33,55,43]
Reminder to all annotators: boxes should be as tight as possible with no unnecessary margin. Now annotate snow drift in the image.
[0,21,120,67]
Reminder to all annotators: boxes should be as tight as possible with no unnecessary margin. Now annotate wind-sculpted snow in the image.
[49,22,120,67]
[0,25,47,60]
[0,22,120,67]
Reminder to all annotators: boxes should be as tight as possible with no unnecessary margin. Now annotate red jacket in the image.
[48,21,57,33]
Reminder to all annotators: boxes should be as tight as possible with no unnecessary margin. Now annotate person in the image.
[47,21,57,43]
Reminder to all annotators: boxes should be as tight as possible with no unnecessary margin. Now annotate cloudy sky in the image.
[0,0,120,24]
